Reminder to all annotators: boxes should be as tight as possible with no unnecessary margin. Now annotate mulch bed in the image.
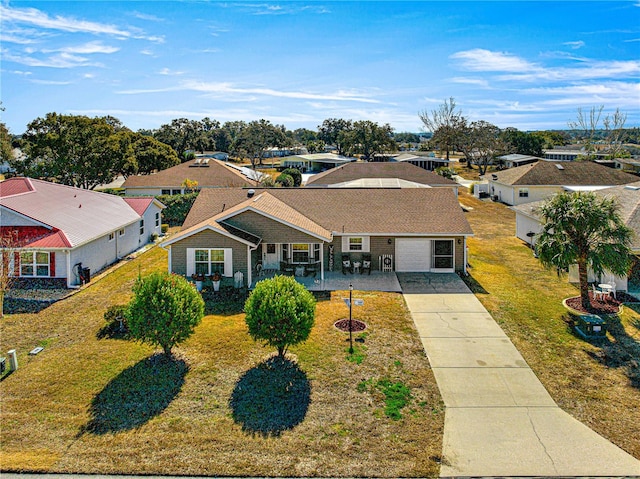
[565,291,638,315]
[334,318,367,332]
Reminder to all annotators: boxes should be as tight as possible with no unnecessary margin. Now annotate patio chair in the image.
[280,261,295,275]
[592,283,606,302]
[610,282,617,299]
[361,254,372,275]
[342,255,352,275]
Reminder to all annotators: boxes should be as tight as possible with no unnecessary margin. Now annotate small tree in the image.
[535,192,633,310]
[276,173,294,187]
[126,272,205,356]
[280,168,302,187]
[0,229,18,318]
[244,275,316,358]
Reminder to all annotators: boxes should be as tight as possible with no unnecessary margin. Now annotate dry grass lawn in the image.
[0,246,443,476]
[460,190,640,459]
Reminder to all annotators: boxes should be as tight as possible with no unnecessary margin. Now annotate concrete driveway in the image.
[399,272,640,478]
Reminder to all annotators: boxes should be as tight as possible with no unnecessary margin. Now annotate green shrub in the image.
[260,176,276,187]
[156,192,199,226]
[469,182,475,195]
[126,272,205,356]
[244,275,316,357]
[276,173,294,187]
[281,168,302,187]
[161,223,169,234]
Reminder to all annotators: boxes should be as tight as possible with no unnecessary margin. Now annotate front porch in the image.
[252,270,402,292]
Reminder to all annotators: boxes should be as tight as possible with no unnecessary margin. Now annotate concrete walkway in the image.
[399,273,640,478]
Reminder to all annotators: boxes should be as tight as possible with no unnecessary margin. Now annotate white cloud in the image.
[0,4,162,42]
[2,50,101,68]
[158,68,185,76]
[29,79,72,85]
[450,49,537,72]
[498,59,640,82]
[117,80,382,103]
[43,41,120,54]
[563,40,585,49]
[450,77,489,88]
[0,33,38,44]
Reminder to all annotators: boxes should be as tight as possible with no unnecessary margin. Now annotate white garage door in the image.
[395,238,430,272]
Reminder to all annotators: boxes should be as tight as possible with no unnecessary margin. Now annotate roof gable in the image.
[122,159,259,189]
[490,160,638,186]
[306,161,457,187]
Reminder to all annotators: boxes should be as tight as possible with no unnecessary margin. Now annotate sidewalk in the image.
[399,272,640,478]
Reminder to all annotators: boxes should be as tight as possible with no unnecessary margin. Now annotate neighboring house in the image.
[305,161,458,194]
[614,157,640,175]
[161,188,473,288]
[196,151,229,161]
[0,177,164,287]
[543,148,610,162]
[122,158,260,196]
[512,182,640,294]
[486,160,639,206]
[389,152,450,171]
[280,153,355,173]
[497,154,543,169]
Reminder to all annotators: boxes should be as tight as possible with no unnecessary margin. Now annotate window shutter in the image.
[341,236,349,251]
[223,248,233,277]
[49,252,55,278]
[186,248,195,277]
[362,236,370,252]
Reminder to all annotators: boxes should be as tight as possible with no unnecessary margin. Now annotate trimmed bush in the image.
[281,168,302,187]
[276,173,294,187]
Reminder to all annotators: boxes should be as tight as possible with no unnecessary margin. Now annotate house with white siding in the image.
[0,177,164,287]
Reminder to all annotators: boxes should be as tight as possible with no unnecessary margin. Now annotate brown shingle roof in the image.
[122,159,259,189]
[489,160,638,186]
[181,188,473,237]
[305,161,457,187]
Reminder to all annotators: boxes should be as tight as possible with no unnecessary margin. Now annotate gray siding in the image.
[226,210,322,243]
[170,229,248,277]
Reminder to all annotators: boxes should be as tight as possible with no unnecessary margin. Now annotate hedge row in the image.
[156,192,199,226]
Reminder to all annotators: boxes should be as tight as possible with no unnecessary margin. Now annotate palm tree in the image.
[535,191,633,310]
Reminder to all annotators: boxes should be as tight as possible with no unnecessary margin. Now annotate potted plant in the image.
[211,272,222,292]
[191,273,205,291]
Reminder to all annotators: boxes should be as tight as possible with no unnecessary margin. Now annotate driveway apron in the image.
[399,272,640,478]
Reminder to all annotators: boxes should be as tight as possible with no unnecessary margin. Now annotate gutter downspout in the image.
[247,242,260,288]
[65,250,72,288]
[463,236,469,276]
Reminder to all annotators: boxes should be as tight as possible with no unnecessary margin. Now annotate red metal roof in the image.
[0,177,34,197]
[123,197,154,216]
[0,226,71,248]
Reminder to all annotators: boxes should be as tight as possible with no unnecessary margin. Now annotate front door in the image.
[263,243,279,270]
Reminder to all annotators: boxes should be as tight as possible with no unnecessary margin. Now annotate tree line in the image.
[1,101,633,190]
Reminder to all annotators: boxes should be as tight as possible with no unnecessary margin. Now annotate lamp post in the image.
[349,283,354,354]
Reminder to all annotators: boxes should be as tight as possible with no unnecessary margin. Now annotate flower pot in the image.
[195,280,203,292]
[213,280,220,292]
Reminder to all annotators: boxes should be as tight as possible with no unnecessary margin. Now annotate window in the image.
[342,236,370,253]
[282,243,289,261]
[118,228,125,237]
[267,243,276,254]
[313,244,320,261]
[172,189,181,195]
[194,249,225,275]
[20,251,50,277]
[139,219,144,235]
[108,232,115,241]
[432,240,454,270]
[292,244,309,263]
[518,188,529,198]
[349,237,363,251]
[155,212,160,227]
[161,189,171,195]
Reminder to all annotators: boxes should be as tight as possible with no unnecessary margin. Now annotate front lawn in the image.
[459,191,640,459]
[0,246,443,476]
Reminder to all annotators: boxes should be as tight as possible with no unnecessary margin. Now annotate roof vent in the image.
[555,163,564,170]
[247,189,255,198]
[624,185,640,191]
[491,174,498,180]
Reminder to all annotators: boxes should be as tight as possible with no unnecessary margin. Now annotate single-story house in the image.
[390,152,450,171]
[614,157,640,175]
[161,188,473,288]
[497,154,543,169]
[305,161,458,193]
[485,160,639,206]
[512,182,640,294]
[122,158,260,196]
[280,153,355,173]
[543,148,610,162]
[0,177,164,287]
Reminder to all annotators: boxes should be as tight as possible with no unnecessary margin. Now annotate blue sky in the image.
[1,1,639,134]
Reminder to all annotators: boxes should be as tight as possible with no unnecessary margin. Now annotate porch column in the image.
[320,243,324,281]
